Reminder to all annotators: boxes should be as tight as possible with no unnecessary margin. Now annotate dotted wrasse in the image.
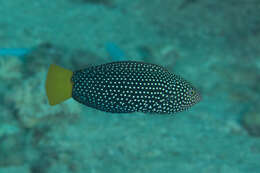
[45,61,201,114]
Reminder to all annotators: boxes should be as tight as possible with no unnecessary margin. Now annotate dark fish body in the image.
[71,61,201,114]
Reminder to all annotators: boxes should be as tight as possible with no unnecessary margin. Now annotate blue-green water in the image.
[1,0,260,173]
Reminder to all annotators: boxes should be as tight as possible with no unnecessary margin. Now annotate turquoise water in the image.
[1,0,260,173]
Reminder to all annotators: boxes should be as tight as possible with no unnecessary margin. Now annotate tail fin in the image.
[45,64,73,105]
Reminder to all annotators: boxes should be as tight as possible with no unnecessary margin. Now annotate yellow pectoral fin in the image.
[45,64,73,105]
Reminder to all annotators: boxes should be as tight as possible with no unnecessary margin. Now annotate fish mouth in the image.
[195,91,202,103]
[181,93,201,109]
[191,93,202,106]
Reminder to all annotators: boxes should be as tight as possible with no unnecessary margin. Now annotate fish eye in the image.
[188,89,195,96]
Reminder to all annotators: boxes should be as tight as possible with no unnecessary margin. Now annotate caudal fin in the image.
[45,64,73,105]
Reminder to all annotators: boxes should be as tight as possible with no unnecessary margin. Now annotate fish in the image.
[45,61,201,114]
[0,48,31,57]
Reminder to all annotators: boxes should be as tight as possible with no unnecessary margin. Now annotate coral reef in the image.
[23,42,106,74]
[0,57,23,82]
[1,0,260,172]
[241,108,260,136]
[138,43,180,71]
[0,45,83,171]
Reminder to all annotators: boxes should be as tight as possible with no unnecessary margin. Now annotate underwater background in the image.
[1,0,260,172]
